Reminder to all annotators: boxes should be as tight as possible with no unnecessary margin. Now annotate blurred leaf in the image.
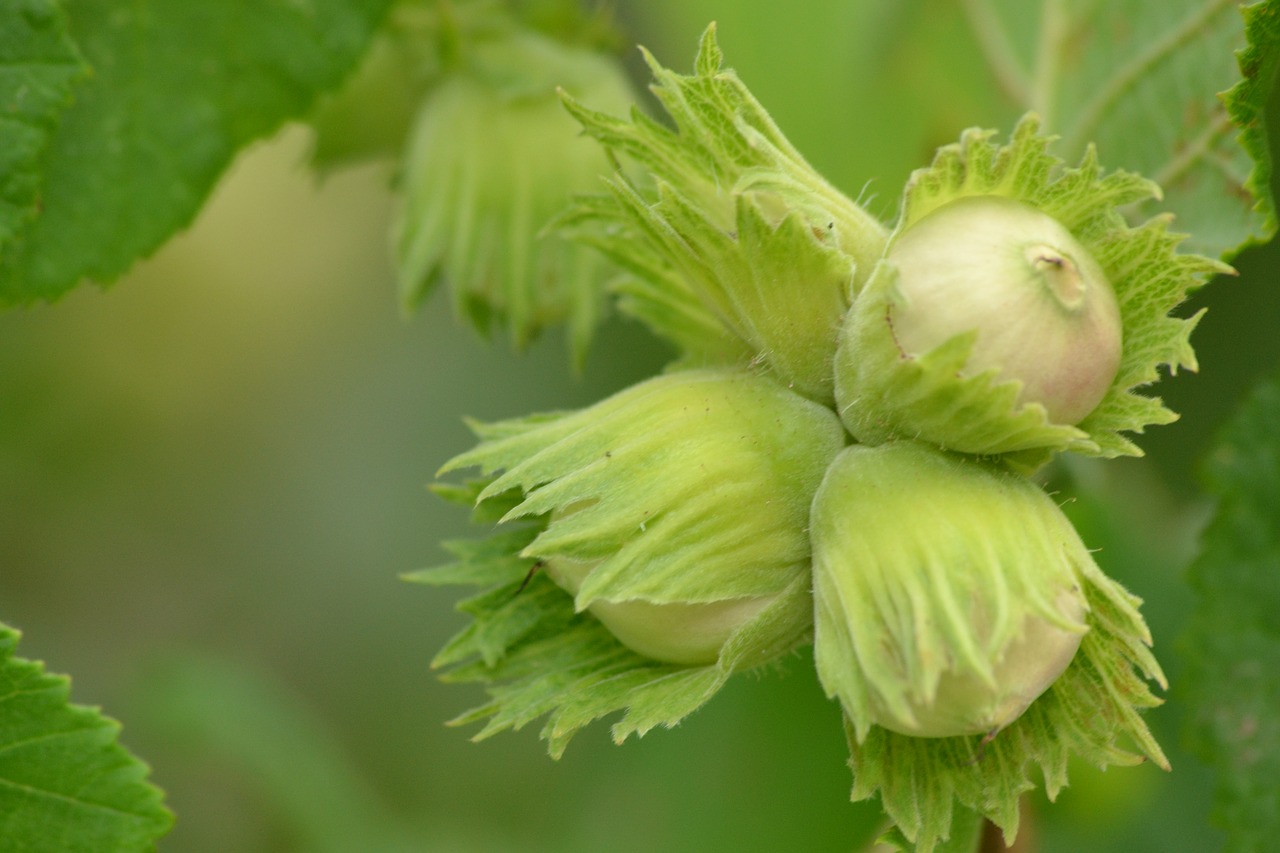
[308,26,431,171]
[955,0,1269,258]
[0,623,172,852]
[1185,371,1280,851]
[0,0,85,252]
[137,656,425,853]
[1222,0,1280,250]
[0,0,392,306]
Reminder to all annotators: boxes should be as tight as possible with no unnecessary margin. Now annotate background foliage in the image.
[2,0,1278,850]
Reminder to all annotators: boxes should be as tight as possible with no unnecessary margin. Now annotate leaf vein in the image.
[960,0,1034,106]
[0,775,156,821]
[1150,111,1238,188]
[0,719,113,759]
[1065,0,1239,152]
[1033,0,1069,126]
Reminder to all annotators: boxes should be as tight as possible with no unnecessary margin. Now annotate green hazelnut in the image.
[544,554,776,666]
[444,368,848,667]
[886,195,1122,426]
[811,441,1093,739]
[870,586,1086,737]
[395,30,637,357]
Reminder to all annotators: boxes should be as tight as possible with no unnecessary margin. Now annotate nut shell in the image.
[887,196,1122,425]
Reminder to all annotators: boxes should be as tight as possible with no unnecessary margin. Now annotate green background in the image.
[2,1,1272,849]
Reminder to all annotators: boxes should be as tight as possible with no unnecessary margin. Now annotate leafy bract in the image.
[560,24,888,401]
[0,623,172,851]
[409,480,812,758]
[1184,372,1280,851]
[0,1,85,256]
[0,0,392,306]
[877,808,983,853]
[959,0,1272,258]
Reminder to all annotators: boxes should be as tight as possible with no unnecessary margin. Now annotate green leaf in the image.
[0,623,172,851]
[0,0,85,255]
[1184,371,1280,851]
[0,0,392,306]
[958,0,1272,258]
